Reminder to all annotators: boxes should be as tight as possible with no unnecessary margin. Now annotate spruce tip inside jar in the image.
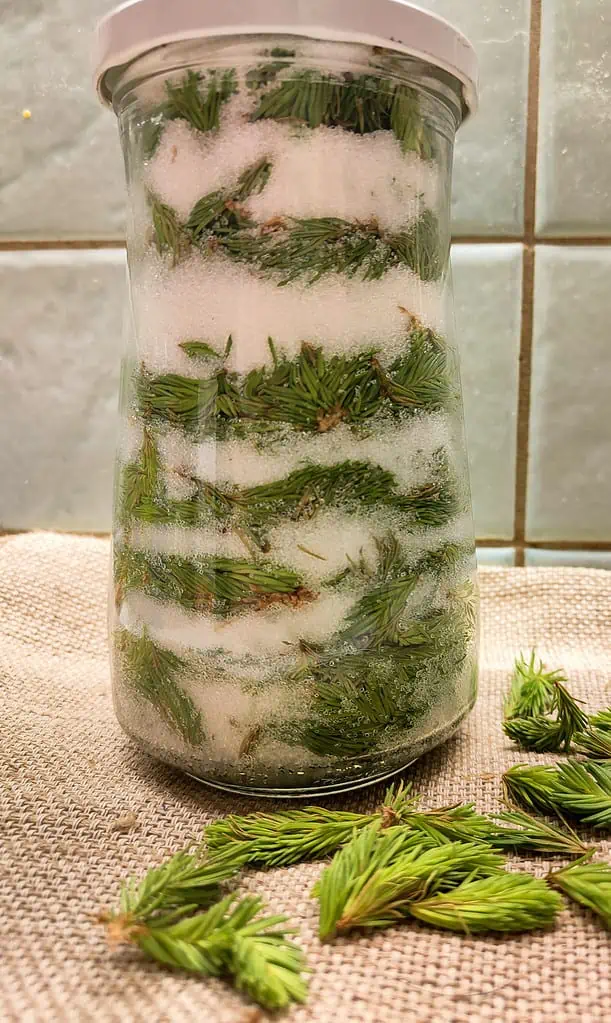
[95,0,479,797]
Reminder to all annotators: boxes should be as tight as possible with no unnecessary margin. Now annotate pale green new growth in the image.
[490,809,591,857]
[409,873,563,934]
[102,853,308,1011]
[503,651,587,753]
[316,827,505,939]
[139,895,309,1011]
[502,764,561,815]
[503,760,611,831]
[549,856,611,929]
[590,708,611,731]
[573,727,611,759]
[204,782,418,867]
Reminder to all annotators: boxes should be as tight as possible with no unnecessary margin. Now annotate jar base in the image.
[118,699,475,800]
[185,757,419,799]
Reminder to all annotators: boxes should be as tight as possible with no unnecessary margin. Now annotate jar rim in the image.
[94,0,478,117]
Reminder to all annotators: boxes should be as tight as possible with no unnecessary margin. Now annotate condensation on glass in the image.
[105,34,480,796]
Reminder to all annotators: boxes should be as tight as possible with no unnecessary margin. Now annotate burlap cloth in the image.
[1,533,610,1023]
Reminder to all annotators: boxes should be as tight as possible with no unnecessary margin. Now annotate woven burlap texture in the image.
[1,532,610,1023]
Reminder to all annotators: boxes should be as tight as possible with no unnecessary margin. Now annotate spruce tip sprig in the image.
[548,854,611,930]
[490,809,592,857]
[502,763,561,815]
[408,873,563,935]
[315,825,506,940]
[573,726,611,759]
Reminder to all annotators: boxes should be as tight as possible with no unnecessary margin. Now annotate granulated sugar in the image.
[156,416,454,493]
[245,127,439,231]
[120,589,355,659]
[132,254,446,376]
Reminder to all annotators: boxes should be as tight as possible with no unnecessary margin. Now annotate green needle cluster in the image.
[135,332,454,438]
[409,874,563,935]
[102,848,308,1011]
[503,760,611,830]
[315,824,560,939]
[250,70,437,159]
[143,68,238,156]
[115,546,308,616]
[205,782,418,867]
[503,651,588,753]
[114,628,204,746]
[549,856,611,929]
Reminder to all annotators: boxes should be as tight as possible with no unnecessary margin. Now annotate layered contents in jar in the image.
[112,48,479,791]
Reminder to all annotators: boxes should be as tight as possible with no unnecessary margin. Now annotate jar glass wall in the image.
[107,36,479,796]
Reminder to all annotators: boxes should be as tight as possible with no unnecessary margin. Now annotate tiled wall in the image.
[2,1,611,568]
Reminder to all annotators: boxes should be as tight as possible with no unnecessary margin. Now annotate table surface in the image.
[1,532,610,1023]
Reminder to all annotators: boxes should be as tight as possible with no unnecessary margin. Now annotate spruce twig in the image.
[590,708,611,731]
[502,764,561,815]
[573,727,611,759]
[100,846,248,944]
[316,827,505,939]
[503,652,588,753]
[116,547,310,616]
[250,70,436,159]
[549,856,611,929]
[504,651,558,719]
[115,628,204,745]
[553,760,611,829]
[408,874,563,934]
[489,810,592,857]
[204,782,418,867]
[504,761,611,830]
[134,333,453,437]
[106,891,309,1011]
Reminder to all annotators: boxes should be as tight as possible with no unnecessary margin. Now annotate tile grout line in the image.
[513,0,543,567]
[3,235,611,252]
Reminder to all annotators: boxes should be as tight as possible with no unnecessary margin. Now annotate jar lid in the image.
[95,0,478,115]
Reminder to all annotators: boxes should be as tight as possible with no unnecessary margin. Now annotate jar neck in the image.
[108,34,464,139]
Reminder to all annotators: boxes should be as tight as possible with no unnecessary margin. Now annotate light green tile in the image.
[417,1,530,234]
[537,0,611,236]
[527,247,611,541]
[452,244,523,539]
[0,250,126,531]
[0,1,124,240]
[477,548,516,567]
[525,549,611,570]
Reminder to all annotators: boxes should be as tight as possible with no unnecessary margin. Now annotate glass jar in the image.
[96,1,479,797]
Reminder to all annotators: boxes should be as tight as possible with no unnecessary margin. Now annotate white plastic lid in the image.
[95,0,478,115]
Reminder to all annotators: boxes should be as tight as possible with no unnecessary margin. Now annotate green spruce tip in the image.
[590,707,611,731]
[502,764,562,815]
[573,726,611,759]
[100,845,249,942]
[552,760,611,829]
[489,809,591,857]
[142,68,238,158]
[250,69,438,160]
[316,828,506,939]
[503,650,588,754]
[203,781,418,868]
[504,760,611,830]
[116,546,310,616]
[549,855,611,930]
[111,892,309,1011]
[134,331,454,439]
[114,627,204,746]
[408,873,563,935]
